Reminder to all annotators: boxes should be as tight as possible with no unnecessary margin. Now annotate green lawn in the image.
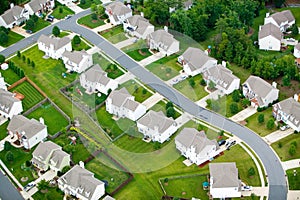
[72,37,91,51]
[78,0,102,9]
[0,121,8,140]
[51,5,75,19]
[150,100,181,119]
[100,25,128,44]
[227,63,251,83]
[26,102,69,136]
[120,79,152,103]
[122,40,152,61]
[146,55,182,81]
[173,74,208,101]
[0,68,20,85]
[286,168,300,190]
[32,186,64,200]
[246,107,277,137]
[58,31,70,38]
[31,18,51,33]
[78,14,105,28]
[0,31,24,47]
[271,133,300,161]
[9,81,45,111]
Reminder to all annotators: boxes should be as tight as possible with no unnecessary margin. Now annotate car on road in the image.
[225,139,236,150]
[241,185,253,191]
[218,140,226,146]
[24,182,35,192]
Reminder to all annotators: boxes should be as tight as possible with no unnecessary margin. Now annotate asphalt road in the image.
[0,9,287,200]
[0,170,23,200]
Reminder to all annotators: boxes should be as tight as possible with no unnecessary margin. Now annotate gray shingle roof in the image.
[149,30,179,51]
[107,88,141,111]
[81,64,111,86]
[0,89,21,115]
[62,50,88,65]
[259,23,282,41]
[295,43,300,51]
[209,162,240,188]
[32,141,61,160]
[268,10,295,26]
[127,15,153,35]
[0,6,24,25]
[106,1,131,16]
[27,0,47,13]
[244,75,277,99]
[38,34,71,51]
[275,97,300,128]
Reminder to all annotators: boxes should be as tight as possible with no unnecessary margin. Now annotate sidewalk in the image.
[138,52,165,67]
[175,112,192,128]
[282,159,300,170]
[230,107,257,122]
[141,93,164,109]
[91,23,114,33]
[263,128,294,144]
[114,37,136,49]
[288,190,300,200]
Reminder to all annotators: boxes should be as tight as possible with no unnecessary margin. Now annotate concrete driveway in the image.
[230,106,257,122]
[195,90,223,107]
[138,52,164,67]
[263,128,294,144]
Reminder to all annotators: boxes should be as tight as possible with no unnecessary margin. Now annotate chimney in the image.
[222,61,226,67]
[272,81,277,88]
[140,12,144,18]
[10,3,14,9]
[164,26,168,33]
[266,13,270,18]
[79,161,85,168]
[39,117,44,125]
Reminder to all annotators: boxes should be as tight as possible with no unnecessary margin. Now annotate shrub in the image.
[164,178,168,183]
[59,6,63,13]
[31,61,35,68]
[142,88,147,95]
[72,35,81,45]
[153,141,161,150]
[91,13,98,20]
[4,141,12,151]
[17,51,21,58]
[166,101,173,110]
[52,26,60,37]
[257,113,264,124]
[166,107,176,118]
[267,118,275,130]
[278,142,282,148]
[27,58,31,65]
[0,31,8,45]
[200,78,206,86]
[291,141,297,148]
[189,78,195,88]
[230,102,239,114]
[165,67,171,73]
[248,167,255,177]
[0,54,5,63]
[22,55,26,62]
[80,0,86,4]
[232,90,240,102]
[25,160,32,167]
[208,80,216,90]
[289,145,296,156]
[5,151,14,162]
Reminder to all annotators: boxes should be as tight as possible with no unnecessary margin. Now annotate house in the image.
[80,64,118,95]
[24,0,55,16]
[264,10,295,32]
[209,162,241,199]
[137,110,178,143]
[105,1,132,25]
[183,0,193,10]
[106,88,146,121]
[37,34,72,60]
[0,5,30,29]
[294,43,300,58]
[62,50,93,73]
[178,47,217,76]
[175,128,219,165]
[123,15,154,39]
[243,75,279,108]
[7,115,47,149]
[31,141,70,172]
[58,164,105,200]
[0,89,23,119]
[147,29,180,56]
[202,64,240,95]
[258,23,282,51]
[273,95,300,132]
[0,73,7,91]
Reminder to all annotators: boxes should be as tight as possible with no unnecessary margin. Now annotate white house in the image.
[0,73,7,91]
[258,23,282,51]
[58,164,105,200]
[24,0,55,16]
[0,5,30,29]
[37,34,72,60]
[80,64,118,95]
[31,141,70,172]
[0,89,23,119]
[106,88,146,121]
[7,115,47,149]
[137,110,178,143]
[147,29,180,56]
[294,43,300,58]
[62,50,93,73]
[209,162,241,199]
[243,75,279,108]
[178,47,217,76]
[183,0,193,10]
[202,64,240,95]
[175,128,219,165]
[123,15,154,39]
[273,95,300,132]
[105,1,132,25]
[264,10,295,32]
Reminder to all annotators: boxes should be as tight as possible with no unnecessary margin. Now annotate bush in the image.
[0,31,8,45]
[27,58,31,65]
[0,54,5,63]
[142,88,147,95]
[166,101,173,110]
[80,0,86,4]
[4,141,12,151]
[257,113,264,124]
[289,145,296,156]
[72,35,81,45]
[278,142,282,148]
[248,167,255,177]
[232,90,240,102]
[164,178,168,183]
[267,118,275,130]
[153,141,161,150]
[25,160,32,167]
[91,13,98,20]
[166,107,176,118]
[5,151,14,162]
[200,78,206,86]
[230,102,239,114]
[59,6,63,13]
[189,78,195,88]
[22,55,26,62]
[165,67,171,73]
[52,26,60,37]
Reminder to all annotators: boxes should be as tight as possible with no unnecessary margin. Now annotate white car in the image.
[241,185,252,191]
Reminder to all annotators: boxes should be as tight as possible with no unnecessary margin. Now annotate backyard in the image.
[51,5,75,19]
[227,63,251,84]
[78,14,105,28]
[271,133,300,161]
[122,40,152,61]
[99,25,128,44]
[93,53,124,79]
[0,31,24,47]
[119,79,153,103]
[0,68,21,84]
[0,121,8,140]
[286,168,300,190]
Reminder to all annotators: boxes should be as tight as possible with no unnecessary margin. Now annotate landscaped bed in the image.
[78,14,105,28]
[121,40,152,61]
[272,133,300,161]
[99,25,128,44]
[93,53,124,79]
[119,79,152,103]
[0,31,24,47]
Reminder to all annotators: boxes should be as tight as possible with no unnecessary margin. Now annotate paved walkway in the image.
[175,112,192,128]
[242,187,268,198]
[282,159,300,170]
[138,52,165,67]
[114,37,136,49]
[230,107,257,122]
[115,72,135,84]
[288,190,300,200]
[263,128,294,144]
[141,92,164,109]
[28,170,57,196]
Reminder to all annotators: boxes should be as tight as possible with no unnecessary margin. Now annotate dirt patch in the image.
[138,49,147,56]
[166,73,170,77]
[91,20,98,23]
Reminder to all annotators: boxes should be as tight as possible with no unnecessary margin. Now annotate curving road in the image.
[0,9,287,200]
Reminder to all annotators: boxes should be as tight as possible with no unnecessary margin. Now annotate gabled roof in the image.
[0,6,24,25]
[81,64,111,86]
[107,87,132,107]
[32,141,61,160]
[295,43,300,51]
[149,30,179,51]
[137,110,175,133]
[38,34,71,51]
[62,50,89,65]
[175,128,218,154]
[126,15,153,35]
[275,97,300,127]
[259,23,282,41]
[209,162,240,188]
[106,1,131,16]
[0,89,21,115]
[27,0,47,13]
[268,10,295,26]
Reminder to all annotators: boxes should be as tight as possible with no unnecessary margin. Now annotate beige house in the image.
[62,50,93,73]
[123,15,154,39]
[105,1,132,25]
[25,0,55,16]
[264,10,295,32]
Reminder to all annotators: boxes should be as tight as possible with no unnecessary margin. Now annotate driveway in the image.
[281,159,300,170]
[141,92,164,109]
[114,37,136,49]
[229,106,257,122]
[138,52,164,67]
[195,90,223,107]
[263,128,294,144]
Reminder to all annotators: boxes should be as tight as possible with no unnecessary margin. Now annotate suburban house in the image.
[183,0,193,10]
[106,88,146,121]
[175,128,219,165]
[0,5,30,29]
[273,95,300,132]
[264,10,295,32]
[137,110,178,143]
[24,0,55,16]
[243,75,279,108]
[0,89,23,119]
[0,73,7,91]
[209,162,241,199]
[58,164,105,200]
[38,34,72,60]
[7,115,47,149]
[178,47,217,76]
[147,29,180,56]
[202,64,240,95]
[258,23,282,51]
[294,43,300,58]
[31,141,70,172]
[105,1,132,25]
[79,64,118,95]
[62,50,93,73]
[123,15,154,39]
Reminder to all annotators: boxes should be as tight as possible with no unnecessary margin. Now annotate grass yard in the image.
[78,0,102,9]
[93,53,124,79]
[10,81,45,111]
[0,68,20,85]
[271,133,300,161]
[227,63,251,83]
[286,168,300,190]
[119,79,152,103]
[121,40,152,61]
[146,55,182,81]
[0,121,8,140]
[0,31,24,47]
[173,74,208,101]
[32,186,64,200]
[246,107,277,137]
[150,100,181,119]
[26,102,69,135]
[31,18,51,33]
[72,37,91,51]
[100,25,128,44]
[78,14,105,28]
[51,5,75,19]
[58,31,70,38]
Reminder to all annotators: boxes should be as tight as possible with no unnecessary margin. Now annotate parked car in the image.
[241,185,253,191]
[280,125,290,131]
[225,139,236,150]
[48,15,54,19]
[218,140,226,146]
[65,15,72,20]
[24,182,35,192]
[46,18,53,22]
[26,30,32,34]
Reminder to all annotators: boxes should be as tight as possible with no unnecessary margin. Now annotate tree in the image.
[257,113,265,124]
[282,75,291,86]
[248,167,255,177]
[142,88,147,95]
[25,19,35,31]
[4,141,12,151]
[189,78,195,88]
[59,6,63,14]
[267,118,275,130]
[0,31,8,45]
[166,106,176,118]
[80,0,86,4]
[52,26,60,37]
[5,151,14,162]
[242,98,250,107]
[200,79,206,86]
[95,5,105,17]
[17,51,21,58]
[230,103,238,114]
[232,90,240,102]
[166,101,173,110]
[91,13,98,20]
[27,58,31,65]
[275,0,286,8]
[31,61,35,68]
[208,80,216,90]
[37,179,49,191]
[31,14,38,23]
[289,144,296,156]
[22,55,26,62]
[292,24,299,36]
[0,54,5,63]
[91,3,97,12]
[72,35,81,45]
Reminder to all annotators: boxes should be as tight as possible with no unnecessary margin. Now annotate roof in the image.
[103,196,115,200]
[137,110,175,134]
[59,165,104,199]
[127,15,153,35]
[268,10,295,26]
[32,141,61,160]
[38,34,71,51]
[175,128,218,154]
[0,89,21,115]
[149,30,179,51]
[181,47,216,72]
[295,43,300,51]
[81,64,111,86]
[27,0,47,13]
[0,6,24,25]
[51,149,70,169]
[62,50,89,65]
[106,1,131,16]
[259,23,282,41]
[275,97,300,128]
[209,162,240,188]
[184,0,193,8]
[243,75,277,99]
[107,87,132,107]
